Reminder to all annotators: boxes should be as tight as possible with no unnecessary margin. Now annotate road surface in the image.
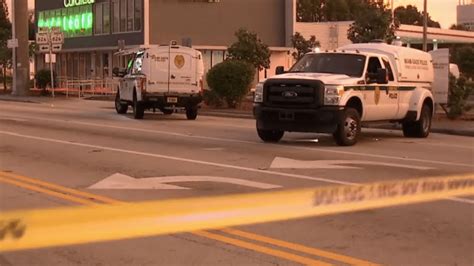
[0,99,473,265]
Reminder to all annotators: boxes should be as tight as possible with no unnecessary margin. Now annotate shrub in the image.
[206,60,255,108]
[203,89,224,108]
[447,74,473,119]
[35,69,55,91]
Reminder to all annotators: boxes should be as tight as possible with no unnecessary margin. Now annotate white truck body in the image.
[115,45,204,120]
[254,43,436,146]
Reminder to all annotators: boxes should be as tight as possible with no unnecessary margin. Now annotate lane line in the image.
[446,197,474,204]
[0,172,365,266]
[0,172,122,204]
[193,231,332,266]
[0,130,355,186]
[0,176,95,206]
[221,228,379,266]
[1,113,471,168]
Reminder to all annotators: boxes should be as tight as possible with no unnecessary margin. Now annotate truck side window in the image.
[366,57,382,83]
[382,58,395,81]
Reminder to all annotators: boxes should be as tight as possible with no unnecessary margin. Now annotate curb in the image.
[0,97,41,104]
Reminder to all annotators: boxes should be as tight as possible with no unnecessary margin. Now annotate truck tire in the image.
[133,92,145,119]
[333,108,361,146]
[115,91,128,114]
[186,107,198,120]
[257,129,284,143]
[403,104,431,138]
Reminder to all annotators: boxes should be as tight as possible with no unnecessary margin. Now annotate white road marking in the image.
[1,113,472,168]
[89,173,282,190]
[446,197,474,204]
[203,147,225,151]
[1,130,472,205]
[270,157,434,170]
[0,130,355,186]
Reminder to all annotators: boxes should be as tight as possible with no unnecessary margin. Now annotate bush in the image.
[35,69,55,90]
[447,74,473,119]
[206,60,255,108]
[203,89,224,108]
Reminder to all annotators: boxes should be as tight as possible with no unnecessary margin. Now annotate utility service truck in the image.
[254,43,435,146]
[114,44,204,120]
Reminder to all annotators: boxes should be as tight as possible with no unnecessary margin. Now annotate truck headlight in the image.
[254,83,264,103]
[324,85,343,105]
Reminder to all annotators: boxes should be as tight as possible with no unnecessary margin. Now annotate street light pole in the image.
[422,0,428,51]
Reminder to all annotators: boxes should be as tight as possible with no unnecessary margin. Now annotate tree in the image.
[0,0,11,91]
[296,0,324,22]
[451,45,474,79]
[450,24,469,31]
[347,2,397,44]
[291,32,320,60]
[227,28,271,71]
[394,5,441,28]
[324,0,351,21]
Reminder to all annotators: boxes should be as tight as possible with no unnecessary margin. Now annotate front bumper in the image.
[254,104,343,133]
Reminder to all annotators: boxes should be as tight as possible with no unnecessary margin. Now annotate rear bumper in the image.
[142,93,202,109]
[254,104,343,133]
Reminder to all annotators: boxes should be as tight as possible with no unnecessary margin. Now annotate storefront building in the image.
[35,0,296,85]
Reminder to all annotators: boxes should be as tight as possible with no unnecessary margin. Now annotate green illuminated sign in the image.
[38,5,93,38]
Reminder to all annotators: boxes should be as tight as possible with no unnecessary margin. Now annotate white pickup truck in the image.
[114,45,204,120]
[254,43,435,146]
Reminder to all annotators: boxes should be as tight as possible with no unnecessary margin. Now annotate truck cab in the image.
[254,43,435,146]
[114,44,204,120]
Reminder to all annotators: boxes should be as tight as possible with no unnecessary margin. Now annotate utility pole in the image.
[422,0,428,51]
[12,0,29,96]
[11,0,16,95]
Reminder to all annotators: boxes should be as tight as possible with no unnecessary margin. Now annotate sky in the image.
[8,0,459,29]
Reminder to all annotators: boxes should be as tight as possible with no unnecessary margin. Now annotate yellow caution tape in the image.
[0,174,473,252]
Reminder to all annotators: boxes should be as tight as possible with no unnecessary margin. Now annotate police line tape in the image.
[0,174,473,252]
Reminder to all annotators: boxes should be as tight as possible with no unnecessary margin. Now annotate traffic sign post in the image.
[35,28,65,98]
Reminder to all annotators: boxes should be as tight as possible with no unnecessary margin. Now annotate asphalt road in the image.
[0,99,473,266]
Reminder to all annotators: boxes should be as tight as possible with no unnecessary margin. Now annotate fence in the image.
[31,77,119,98]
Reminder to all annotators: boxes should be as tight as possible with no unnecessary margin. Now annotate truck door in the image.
[381,57,401,119]
[168,48,198,94]
[364,56,398,121]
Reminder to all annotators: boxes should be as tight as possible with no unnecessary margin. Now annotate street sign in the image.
[7,39,18,48]
[36,33,49,45]
[52,44,63,52]
[50,32,64,44]
[51,27,62,33]
[45,53,56,64]
[38,27,49,33]
[39,45,50,53]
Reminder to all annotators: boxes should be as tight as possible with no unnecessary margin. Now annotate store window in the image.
[112,0,142,33]
[95,2,111,35]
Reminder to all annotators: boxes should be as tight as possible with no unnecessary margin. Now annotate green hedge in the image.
[206,60,255,108]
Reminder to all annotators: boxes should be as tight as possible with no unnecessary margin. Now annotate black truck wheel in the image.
[257,129,284,143]
[133,91,145,119]
[186,107,198,120]
[333,108,361,146]
[115,91,128,114]
[403,104,431,138]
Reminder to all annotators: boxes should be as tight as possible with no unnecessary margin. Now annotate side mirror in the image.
[275,66,286,75]
[376,68,389,84]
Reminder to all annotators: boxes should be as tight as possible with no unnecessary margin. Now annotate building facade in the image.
[457,1,474,31]
[35,0,296,85]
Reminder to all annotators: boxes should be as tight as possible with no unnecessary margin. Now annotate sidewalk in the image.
[1,94,472,137]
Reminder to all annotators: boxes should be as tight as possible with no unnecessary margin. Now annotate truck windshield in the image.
[289,53,366,77]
